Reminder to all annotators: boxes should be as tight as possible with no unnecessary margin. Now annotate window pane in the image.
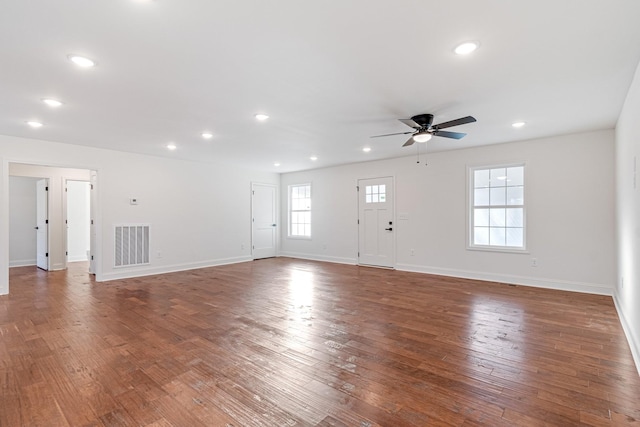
[507,186,524,205]
[491,168,507,187]
[302,211,310,224]
[506,208,523,227]
[490,187,506,205]
[379,194,386,202]
[489,228,506,246]
[366,194,372,203]
[507,166,524,186]
[304,185,310,198]
[474,227,489,245]
[474,169,490,188]
[474,208,489,227]
[372,194,379,203]
[474,188,490,206]
[379,184,385,193]
[490,208,506,227]
[366,185,372,194]
[506,228,523,247]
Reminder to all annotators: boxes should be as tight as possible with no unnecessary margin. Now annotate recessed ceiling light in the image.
[166,143,177,150]
[363,147,371,153]
[274,162,281,167]
[67,54,96,68]
[454,42,479,55]
[512,122,526,128]
[310,156,318,161]
[255,114,269,121]
[42,98,63,107]
[26,121,43,128]
[201,132,213,139]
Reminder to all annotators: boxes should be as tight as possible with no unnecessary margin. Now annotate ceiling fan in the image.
[371,114,477,147]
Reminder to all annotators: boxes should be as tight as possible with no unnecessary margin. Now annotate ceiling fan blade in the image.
[402,137,415,147]
[434,130,467,139]
[398,118,421,129]
[370,131,414,138]
[433,116,476,130]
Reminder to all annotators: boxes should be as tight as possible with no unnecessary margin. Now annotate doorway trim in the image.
[1,158,102,295]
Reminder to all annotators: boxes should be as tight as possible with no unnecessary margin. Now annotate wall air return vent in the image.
[114,224,150,267]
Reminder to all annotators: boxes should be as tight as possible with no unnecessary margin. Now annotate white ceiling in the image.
[2,1,640,173]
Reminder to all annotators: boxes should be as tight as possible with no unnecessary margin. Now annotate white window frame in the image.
[468,163,527,253]
[288,183,311,239]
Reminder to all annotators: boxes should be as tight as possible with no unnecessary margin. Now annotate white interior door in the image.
[252,183,277,259]
[358,177,394,268]
[89,171,96,274]
[36,179,49,270]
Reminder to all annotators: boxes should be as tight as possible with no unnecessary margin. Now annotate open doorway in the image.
[8,163,95,275]
[65,180,91,267]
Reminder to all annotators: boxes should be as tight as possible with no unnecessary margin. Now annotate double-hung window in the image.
[470,164,525,250]
[289,184,311,238]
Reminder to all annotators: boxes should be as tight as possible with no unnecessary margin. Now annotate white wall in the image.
[0,135,279,294]
[8,176,38,267]
[281,129,616,295]
[615,59,640,374]
[67,181,90,262]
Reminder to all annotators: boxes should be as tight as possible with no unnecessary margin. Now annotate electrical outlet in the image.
[241,244,244,250]
[531,258,537,267]
[157,250,162,259]
[410,249,415,256]
[322,244,327,250]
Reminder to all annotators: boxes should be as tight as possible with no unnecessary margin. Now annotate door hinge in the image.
[46,253,49,257]
[45,219,49,224]
[91,255,94,260]
[45,186,48,191]
[357,219,360,224]
[357,252,359,257]
[252,245,255,250]
[65,188,68,192]
[90,184,94,190]
[252,190,255,195]
[65,220,68,224]
[91,219,94,225]
[66,251,68,256]
[356,186,359,191]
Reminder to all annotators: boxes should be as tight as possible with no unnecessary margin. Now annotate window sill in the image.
[467,245,529,255]
[287,236,312,240]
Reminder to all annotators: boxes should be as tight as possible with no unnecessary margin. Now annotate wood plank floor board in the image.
[1,258,638,426]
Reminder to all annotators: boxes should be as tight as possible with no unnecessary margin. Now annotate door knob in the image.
[385,227,393,231]
[34,226,39,230]
[272,224,277,227]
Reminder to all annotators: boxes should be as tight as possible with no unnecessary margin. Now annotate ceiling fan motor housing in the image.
[411,114,434,129]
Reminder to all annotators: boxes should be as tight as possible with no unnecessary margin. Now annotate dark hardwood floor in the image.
[1,258,638,426]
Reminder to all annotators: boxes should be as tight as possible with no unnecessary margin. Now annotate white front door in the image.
[358,177,394,268]
[36,179,49,270]
[252,183,277,259]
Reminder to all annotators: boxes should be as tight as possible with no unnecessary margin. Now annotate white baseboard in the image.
[613,294,640,376]
[98,255,253,282]
[68,255,88,262]
[9,259,36,267]
[277,251,357,265]
[395,263,613,296]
